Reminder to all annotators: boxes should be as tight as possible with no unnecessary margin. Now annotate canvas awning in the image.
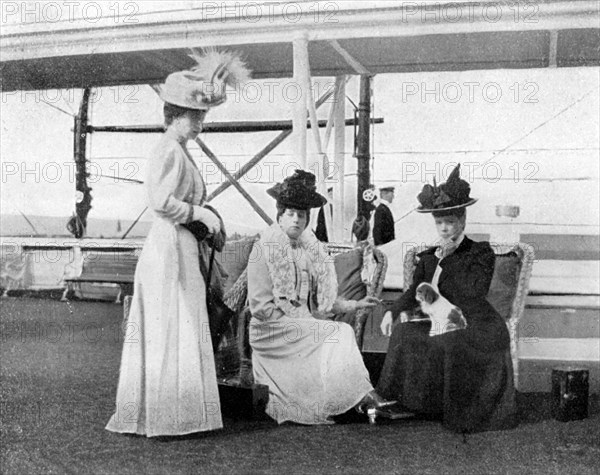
[1,1,598,91]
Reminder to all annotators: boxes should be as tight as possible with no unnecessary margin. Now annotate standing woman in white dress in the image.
[106,52,249,437]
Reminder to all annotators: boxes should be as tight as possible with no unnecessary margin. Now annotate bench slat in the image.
[65,276,134,284]
[68,253,138,286]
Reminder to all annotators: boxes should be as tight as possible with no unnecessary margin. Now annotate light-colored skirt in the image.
[106,217,222,437]
[250,315,373,424]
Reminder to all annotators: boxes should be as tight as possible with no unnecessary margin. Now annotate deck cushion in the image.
[487,252,522,321]
[221,237,257,293]
[334,248,367,324]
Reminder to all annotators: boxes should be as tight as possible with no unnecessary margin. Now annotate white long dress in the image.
[106,129,222,437]
[248,225,373,425]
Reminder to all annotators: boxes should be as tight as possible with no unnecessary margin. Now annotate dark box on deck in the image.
[218,381,269,420]
[551,367,589,422]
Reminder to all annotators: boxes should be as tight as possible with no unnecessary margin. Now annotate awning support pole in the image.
[549,30,559,67]
[328,40,371,75]
[295,36,332,235]
[356,75,372,221]
[293,34,309,168]
[71,88,92,238]
[332,76,346,242]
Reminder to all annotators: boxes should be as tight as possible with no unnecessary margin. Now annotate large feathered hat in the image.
[158,49,250,110]
[416,164,477,213]
[267,170,327,210]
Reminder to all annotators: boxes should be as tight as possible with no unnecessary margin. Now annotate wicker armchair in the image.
[402,242,535,389]
[229,244,388,385]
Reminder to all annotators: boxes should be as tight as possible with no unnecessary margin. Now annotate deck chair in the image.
[397,242,535,390]
[227,244,388,385]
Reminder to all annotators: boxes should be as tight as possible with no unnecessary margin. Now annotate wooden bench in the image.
[63,249,138,303]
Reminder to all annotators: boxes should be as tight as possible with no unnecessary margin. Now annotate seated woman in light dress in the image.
[247,170,395,425]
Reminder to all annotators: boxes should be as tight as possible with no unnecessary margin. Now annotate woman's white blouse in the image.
[146,132,205,223]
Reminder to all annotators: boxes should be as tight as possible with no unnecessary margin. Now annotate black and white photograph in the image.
[1,1,599,473]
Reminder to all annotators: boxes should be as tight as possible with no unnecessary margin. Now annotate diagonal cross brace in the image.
[206,81,347,202]
[195,137,273,225]
[207,129,292,202]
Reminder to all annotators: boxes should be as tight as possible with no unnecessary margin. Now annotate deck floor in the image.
[1,297,599,474]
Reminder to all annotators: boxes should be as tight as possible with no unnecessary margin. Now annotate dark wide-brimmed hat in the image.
[267,170,327,209]
[158,49,250,110]
[416,164,478,213]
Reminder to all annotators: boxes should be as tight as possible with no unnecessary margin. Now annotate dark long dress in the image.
[376,237,517,433]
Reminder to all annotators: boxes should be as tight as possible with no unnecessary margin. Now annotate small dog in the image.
[415,282,467,336]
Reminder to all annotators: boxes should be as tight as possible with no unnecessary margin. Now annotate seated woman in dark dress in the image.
[377,164,517,433]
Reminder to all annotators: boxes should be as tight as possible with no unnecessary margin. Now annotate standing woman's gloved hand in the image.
[192,206,221,234]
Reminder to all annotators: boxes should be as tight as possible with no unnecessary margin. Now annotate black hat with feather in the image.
[416,164,477,213]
